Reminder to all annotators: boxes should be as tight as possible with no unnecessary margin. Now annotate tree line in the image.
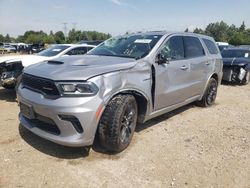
[186,21,250,45]
[1,21,249,45]
[0,29,111,44]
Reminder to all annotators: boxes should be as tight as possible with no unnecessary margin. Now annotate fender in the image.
[199,73,218,101]
[104,88,151,108]
[245,63,250,71]
[97,88,151,123]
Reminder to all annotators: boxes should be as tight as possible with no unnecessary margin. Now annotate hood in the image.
[24,55,137,80]
[223,57,250,66]
[0,55,49,67]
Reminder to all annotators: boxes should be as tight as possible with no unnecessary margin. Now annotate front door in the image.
[154,36,191,111]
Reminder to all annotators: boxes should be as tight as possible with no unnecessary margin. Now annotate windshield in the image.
[88,34,163,59]
[38,45,70,57]
[222,49,250,58]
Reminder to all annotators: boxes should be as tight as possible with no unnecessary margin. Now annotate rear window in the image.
[183,36,205,58]
[202,38,219,54]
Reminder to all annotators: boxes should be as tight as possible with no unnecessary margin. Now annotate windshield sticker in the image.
[52,49,62,52]
[245,53,249,58]
[134,39,152,44]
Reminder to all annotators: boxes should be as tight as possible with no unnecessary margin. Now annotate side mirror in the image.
[156,53,170,64]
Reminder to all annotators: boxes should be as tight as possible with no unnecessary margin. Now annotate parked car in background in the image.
[221,48,250,85]
[78,40,104,45]
[31,44,45,54]
[0,44,96,89]
[238,45,250,49]
[216,42,234,52]
[17,32,222,152]
[0,44,16,53]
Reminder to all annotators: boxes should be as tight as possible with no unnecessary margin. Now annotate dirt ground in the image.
[0,84,250,188]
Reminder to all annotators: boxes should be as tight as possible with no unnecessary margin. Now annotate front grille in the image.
[22,74,60,97]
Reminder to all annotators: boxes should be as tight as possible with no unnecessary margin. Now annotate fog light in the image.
[58,115,83,133]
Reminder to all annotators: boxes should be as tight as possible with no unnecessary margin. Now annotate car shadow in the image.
[92,103,195,155]
[19,103,196,158]
[0,87,16,102]
[221,80,245,86]
[135,103,195,132]
[19,124,90,159]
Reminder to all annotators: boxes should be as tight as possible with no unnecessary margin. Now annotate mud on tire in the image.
[98,94,138,153]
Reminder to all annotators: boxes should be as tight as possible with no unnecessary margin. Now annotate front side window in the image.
[184,36,205,58]
[38,45,70,57]
[160,36,184,60]
[88,34,162,59]
[202,38,219,54]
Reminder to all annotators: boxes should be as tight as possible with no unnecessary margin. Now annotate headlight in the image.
[57,81,99,97]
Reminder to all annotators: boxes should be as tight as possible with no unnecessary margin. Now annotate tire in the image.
[242,71,250,85]
[196,78,218,107]
[98,95,138,153]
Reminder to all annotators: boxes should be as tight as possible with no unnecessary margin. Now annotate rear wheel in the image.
[98,95,138,153]
[196,78,218,107]
[242,71,250,85]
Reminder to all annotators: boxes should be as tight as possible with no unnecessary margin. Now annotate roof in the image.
[126,31,215,40]
[49,43,96,48]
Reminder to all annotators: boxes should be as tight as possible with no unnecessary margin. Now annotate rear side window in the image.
[202,38,219,54]
[183,36,205,58]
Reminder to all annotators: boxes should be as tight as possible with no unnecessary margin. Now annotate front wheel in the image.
[196,78,218,107]
[98,95,138,153]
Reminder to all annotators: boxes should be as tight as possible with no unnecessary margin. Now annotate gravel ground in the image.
[0,84,250,188]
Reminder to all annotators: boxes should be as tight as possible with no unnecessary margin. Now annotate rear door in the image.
[183,36,208,96]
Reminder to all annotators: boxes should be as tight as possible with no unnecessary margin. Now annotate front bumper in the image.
[17,86,103,147]
[222,66,247,83]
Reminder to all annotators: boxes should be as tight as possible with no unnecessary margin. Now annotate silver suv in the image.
[17,32,223,152]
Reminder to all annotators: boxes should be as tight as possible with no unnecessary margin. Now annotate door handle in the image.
[180,65,188,70]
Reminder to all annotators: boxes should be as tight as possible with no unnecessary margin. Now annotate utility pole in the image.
[72,22,77,30]
[62,22,68,37]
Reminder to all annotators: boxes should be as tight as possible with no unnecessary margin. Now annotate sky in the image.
[0,0,249,37]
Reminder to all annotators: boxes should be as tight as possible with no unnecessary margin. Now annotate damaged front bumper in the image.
[1,71,17,86]
[0,61,23,87]
[222,65,248,83]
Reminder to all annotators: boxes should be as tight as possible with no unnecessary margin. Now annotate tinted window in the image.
[66,47,88,55]
[160,36,184,60]
[202,38,219,54]
[221,49,250,58]
[38,45,70,57]
[88,34,162,59]
[183,36,205,58]
[87,47,94,51]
